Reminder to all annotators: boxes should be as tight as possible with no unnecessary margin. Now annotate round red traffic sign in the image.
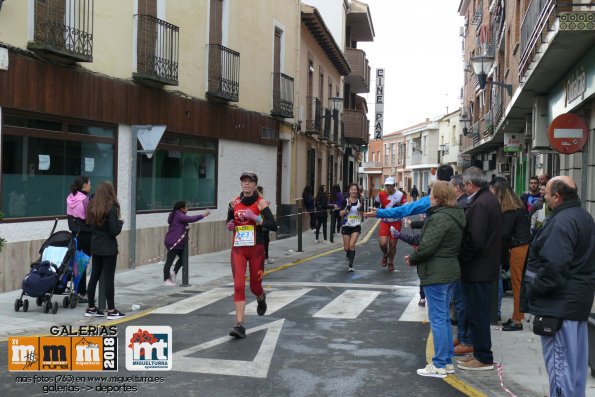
[547,113,589,154]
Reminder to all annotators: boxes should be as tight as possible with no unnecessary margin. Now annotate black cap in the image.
[240,172,258,183]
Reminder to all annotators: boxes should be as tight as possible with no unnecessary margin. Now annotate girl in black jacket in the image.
[85,181,125,320]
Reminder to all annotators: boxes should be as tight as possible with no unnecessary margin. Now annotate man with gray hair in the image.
[457,167,502,371]
[521,176,595,397]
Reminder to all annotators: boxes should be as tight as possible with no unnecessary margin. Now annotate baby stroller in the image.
[14,221,77,314]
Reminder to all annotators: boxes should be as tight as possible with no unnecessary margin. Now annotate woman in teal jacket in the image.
[405,181,466,378]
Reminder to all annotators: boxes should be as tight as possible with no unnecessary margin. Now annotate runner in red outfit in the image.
[375,177,407,271]
[226,172,278,338]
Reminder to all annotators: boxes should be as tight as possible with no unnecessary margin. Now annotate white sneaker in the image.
[315,239,320,243]
[170,270,176,283]
[416,363,447,378]
[163,279,176,286]
[445,364,455,374]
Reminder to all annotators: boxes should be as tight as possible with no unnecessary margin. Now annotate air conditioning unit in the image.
[498,163,511,173]
[459,26,466,37]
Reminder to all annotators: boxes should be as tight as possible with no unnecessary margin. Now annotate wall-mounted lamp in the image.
[328,96,344,114]
[460,113,476,137]
[470,55,513,97]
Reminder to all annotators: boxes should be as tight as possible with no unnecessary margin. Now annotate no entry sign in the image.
[547,113,589,154]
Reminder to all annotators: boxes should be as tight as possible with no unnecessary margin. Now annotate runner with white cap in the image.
[374,176,406,271]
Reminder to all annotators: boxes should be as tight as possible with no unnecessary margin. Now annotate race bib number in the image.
[346,215,360,227]
[234,225,255,247]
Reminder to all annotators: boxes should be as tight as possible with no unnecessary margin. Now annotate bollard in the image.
[181,227,190,287]
[296,198,303,252]
[329,209,335,243]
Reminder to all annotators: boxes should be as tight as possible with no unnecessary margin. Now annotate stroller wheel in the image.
[52,302,59,314]
[44,300,51,313]
[22,299,29,312]
[14,299,21,312]
[69,296,78,309]
[63,296,70,308]
[36,297,43,306]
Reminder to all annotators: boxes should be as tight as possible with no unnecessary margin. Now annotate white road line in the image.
[313,289,381,319]
[240,288,313,316]
[254,281,417,291]
[398,293,428,322]
[173,319,285,378]
[152,287,233,314]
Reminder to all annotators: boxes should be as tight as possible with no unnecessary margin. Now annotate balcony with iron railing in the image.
[207,44,240,102]
[343,109,368,145]
[133,15,179,86]
[345,48,371,93]
[472,0,484,25]
[271,73,294,118]
[28,0,94,63]
[322,108,331,141]
[305,97,322,134]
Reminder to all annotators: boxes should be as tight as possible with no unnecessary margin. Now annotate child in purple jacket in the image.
[163,201,210,286]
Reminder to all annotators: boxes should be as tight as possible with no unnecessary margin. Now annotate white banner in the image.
[374,68,385,140]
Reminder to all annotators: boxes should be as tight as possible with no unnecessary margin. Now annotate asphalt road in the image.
[0,231,467,397]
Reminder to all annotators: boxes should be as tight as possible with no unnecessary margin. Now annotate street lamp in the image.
[460,113,475,137]
[470,55,513,96]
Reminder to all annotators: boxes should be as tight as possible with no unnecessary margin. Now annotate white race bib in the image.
[234,225,255,247]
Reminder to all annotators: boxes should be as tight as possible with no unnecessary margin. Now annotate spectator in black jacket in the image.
[492,181,530,331]
[521,176,595,397]
[314,185,336,243]
[85,181,125,320]
[457,167,502,371]
[302,186,316,232]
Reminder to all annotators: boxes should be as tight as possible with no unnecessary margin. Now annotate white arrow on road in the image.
[173,319,285,378]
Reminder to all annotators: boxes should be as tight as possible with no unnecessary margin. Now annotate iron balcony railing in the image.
[472,0,484,25]
[207,44,240,102]
[322,108,331,140]
[271,73,294,118]
[305,97,322,134]
[519,0,557,79]
[135,15,179,86]
[29,0,94,62]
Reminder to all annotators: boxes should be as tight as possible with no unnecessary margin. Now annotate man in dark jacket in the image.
[457,167,502,371]
[521,176,595,397]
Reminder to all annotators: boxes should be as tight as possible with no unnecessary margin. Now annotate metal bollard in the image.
[181,227,190,287]
[330,209,335,243]
[296,198,303,252]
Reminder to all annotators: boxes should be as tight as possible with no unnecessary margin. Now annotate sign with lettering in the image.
[374,69,385,140]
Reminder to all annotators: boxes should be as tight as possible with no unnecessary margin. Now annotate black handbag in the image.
[532,315,562,337]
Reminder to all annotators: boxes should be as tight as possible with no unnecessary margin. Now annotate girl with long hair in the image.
[85,181,125,320]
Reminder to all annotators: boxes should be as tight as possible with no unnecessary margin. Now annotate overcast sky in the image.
[359,0,464,135]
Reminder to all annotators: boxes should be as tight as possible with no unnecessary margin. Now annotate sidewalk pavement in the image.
[2,219,594,397]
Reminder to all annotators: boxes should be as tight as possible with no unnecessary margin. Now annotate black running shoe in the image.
[256,293,267,316]
[85,307,105,317]
[107,309,126,320]
[229,323,246,338]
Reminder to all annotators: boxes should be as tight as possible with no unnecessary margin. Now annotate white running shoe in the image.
[163,279,176,286]
[416,363,447,378]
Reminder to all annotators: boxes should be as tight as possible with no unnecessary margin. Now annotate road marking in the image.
[260,281,417,291]
[398,293,428,322]
[240,288,313,316]
[313,290,381,319]
[152,288,232,314]
[173,319,284,378]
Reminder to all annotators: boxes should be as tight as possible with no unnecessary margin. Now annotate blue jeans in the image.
[424,283,455,368]
[452,280,472,345]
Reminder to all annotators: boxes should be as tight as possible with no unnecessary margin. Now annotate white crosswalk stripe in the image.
[312,289,381,319]
[398,294,428,322]
[240,288,313,316]
[152,287,233,314]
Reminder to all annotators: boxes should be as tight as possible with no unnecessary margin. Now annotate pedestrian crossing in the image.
[153,282,425,321]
